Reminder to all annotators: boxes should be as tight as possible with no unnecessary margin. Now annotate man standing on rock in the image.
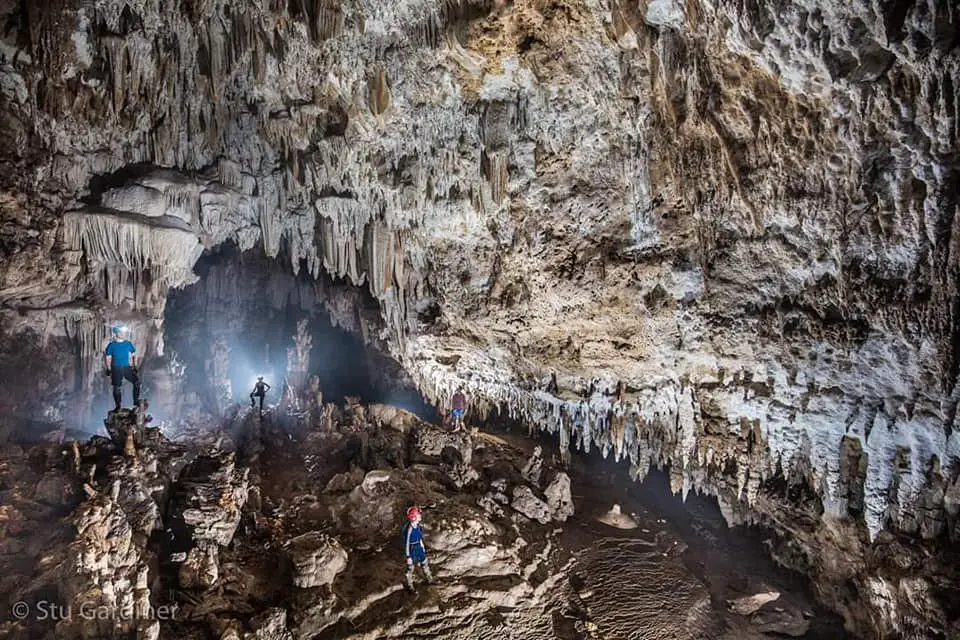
[250,376,270,416]
[103,325,141,412]
[450,387,467,432]
[402,506,433,592]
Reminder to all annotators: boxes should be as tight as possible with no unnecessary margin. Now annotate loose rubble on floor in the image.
[0,395,846,639]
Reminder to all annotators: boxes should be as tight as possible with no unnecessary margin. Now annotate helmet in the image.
[257,376,264,381]
[111,325,123,335]
[406,506,421,521]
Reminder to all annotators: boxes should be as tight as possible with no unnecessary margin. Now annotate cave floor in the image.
[0,402,847,639]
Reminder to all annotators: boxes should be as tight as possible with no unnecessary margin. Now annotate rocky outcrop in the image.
[410,423,479,487]
[1,393,853,639]
[54,407,178,639]
[545,471,574,522]
[170,452,249,546]
[59,492,158,640]
[510,485,553,524]
[520,445,543,485]
[284,532,348,589]
[168,451,249,588]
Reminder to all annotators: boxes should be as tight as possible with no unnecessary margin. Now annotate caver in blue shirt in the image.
[105,340,136,368]
[402,522,427,563]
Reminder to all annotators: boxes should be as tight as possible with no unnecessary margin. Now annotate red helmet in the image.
[406,506,421,521]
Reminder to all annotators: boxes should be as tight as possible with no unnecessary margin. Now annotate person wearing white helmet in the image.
[402,505,433,592]
[103,325,140,411]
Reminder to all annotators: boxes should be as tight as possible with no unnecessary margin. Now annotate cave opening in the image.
[162,243,435,420]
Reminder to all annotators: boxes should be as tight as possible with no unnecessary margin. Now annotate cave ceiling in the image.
[0,0,958,545]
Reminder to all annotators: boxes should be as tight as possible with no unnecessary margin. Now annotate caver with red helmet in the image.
[402,505,432,592]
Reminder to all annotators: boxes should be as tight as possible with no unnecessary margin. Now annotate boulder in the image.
[361,470,392,497]
[179,544,220,588]
[545,472,574,522]
[411,426,472,467]
[478,493,505,518]
[511,485,552,524]
[169,452,249,547]
[33,470,75,505]
[367,403,421,433]
[323,468,365,493]
[727,591,781,616]
[751,606,811,636]
[521,446,543,485]
[411,425,477,487]
[448,462,480,488]
[285,532,348,588]
[644,0,685,30]
[245,607,293,640]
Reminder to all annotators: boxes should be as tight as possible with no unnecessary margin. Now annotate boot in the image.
[404,570,416,593]
[113,387,122,411]
[423,565,434,584]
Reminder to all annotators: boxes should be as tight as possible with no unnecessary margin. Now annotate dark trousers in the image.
[111,366,141,409]
[251,392,265,412]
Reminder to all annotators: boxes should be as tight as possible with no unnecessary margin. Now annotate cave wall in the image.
[0,0,958,634]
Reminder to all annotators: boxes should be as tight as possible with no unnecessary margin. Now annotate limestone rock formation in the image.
[169,452,249,547]
[168,451,249,588]
[510,484,553,524]
[60,493,158,639]
[0,395,853,639]
[545,470,574,521]
[520,444,543,485]
[728,591,781,616]
[0,0,958,635]
[179,544,220,589]
[285,532,349,589]
[245,608,293,640]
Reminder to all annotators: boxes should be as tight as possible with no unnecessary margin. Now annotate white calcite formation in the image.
[0,0,958,636]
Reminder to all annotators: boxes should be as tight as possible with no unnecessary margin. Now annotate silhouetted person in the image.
[250,377,270,415]
[103,325,140,411]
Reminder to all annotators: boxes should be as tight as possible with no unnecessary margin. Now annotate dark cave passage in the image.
[577,452,849,639]
[163,244,436,420]
[477,416,850,639]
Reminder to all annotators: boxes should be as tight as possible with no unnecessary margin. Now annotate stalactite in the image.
[299,0,344,41]
[480,150,509,205]
[368,68,391,116]
[218,158,243,190]
[364,222,398,298]
[258,178,283,258]
[63,210,204,289]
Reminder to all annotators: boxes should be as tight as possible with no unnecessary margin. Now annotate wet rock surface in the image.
[0,399,848,640]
